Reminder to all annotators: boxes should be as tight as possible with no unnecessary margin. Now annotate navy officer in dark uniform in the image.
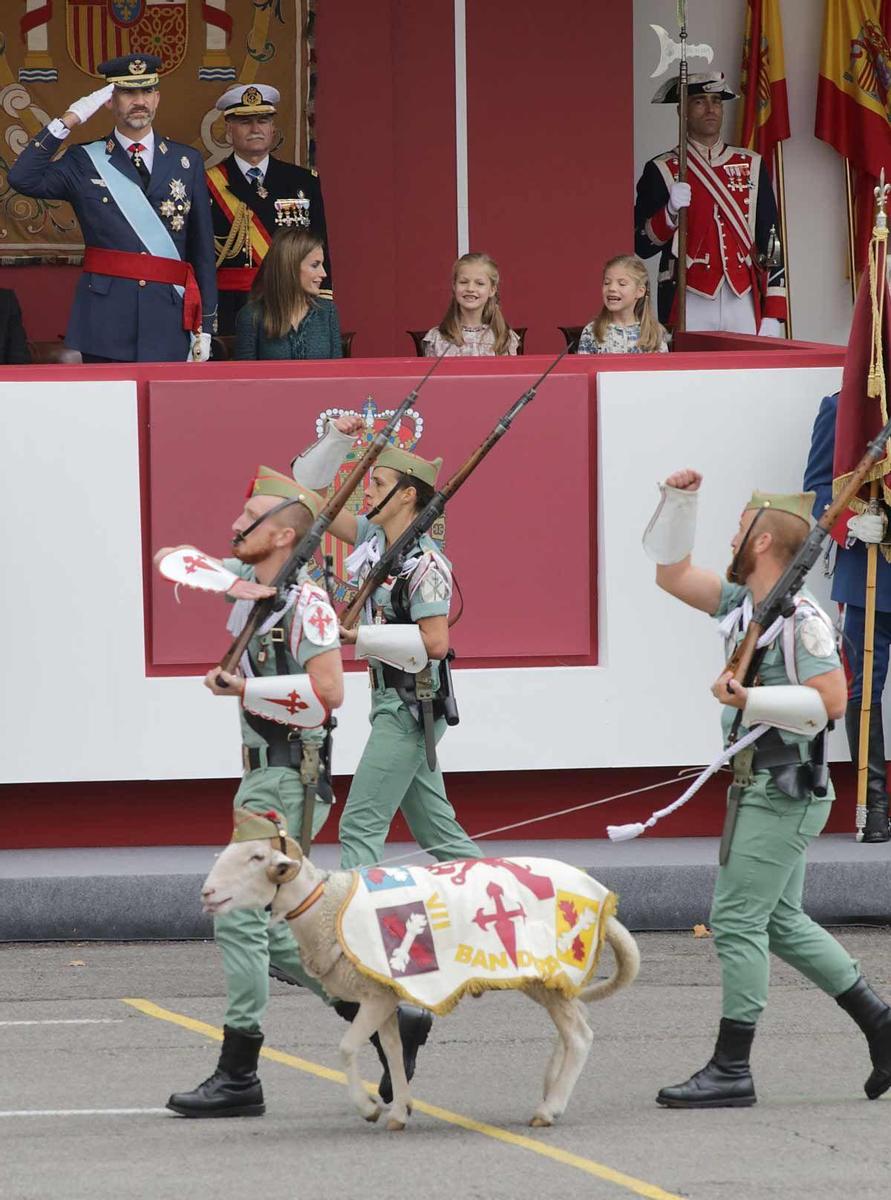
[804,391,891,842]
[8,54,217,363]
[206,83,332,336]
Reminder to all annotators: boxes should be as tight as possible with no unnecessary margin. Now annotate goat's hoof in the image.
[363,1105,382,1123]
[529,1114,553,1128]
[386,1117,406,1132]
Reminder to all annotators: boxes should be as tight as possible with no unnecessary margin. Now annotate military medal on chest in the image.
[274,194,310,227]
[159,178,191,231]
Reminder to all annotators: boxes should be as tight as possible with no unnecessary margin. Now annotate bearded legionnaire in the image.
[634,72,786,336]
[156,467,343,1116]
[643,471,891,1108]
[207,84,332,336]
[805,392,891,843]
[8,54,216,363]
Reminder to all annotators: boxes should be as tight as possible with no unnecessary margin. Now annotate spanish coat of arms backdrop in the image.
[0,0,314,262]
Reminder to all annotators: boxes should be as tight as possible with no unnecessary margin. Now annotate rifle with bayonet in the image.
[340,346,571,769]
[216,349,448,680]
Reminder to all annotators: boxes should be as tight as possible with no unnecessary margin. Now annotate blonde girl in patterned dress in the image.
[577,254,669,354]
[422,252,519,357]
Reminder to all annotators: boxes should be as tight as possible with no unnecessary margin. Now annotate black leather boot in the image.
[835,976,891,1099]
[333,1000,433,1104]
[845,706,891,843]
[657,1018,756,1108]
[166,1026,265,1118]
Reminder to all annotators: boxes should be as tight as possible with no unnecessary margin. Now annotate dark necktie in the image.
[128,142,150,191]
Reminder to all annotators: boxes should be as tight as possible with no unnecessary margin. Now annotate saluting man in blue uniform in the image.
[8,54,217,363]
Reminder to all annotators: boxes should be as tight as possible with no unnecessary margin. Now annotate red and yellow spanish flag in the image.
[739,0,790,174]
[816,0,891,271]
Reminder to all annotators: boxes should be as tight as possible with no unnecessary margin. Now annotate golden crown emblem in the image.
[241,86,263,107]
[129,59,147,75]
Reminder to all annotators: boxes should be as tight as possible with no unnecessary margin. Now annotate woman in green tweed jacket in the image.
[235,228,342,360]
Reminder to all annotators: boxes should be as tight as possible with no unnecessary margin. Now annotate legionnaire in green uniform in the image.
[644,468,891,1108]
[326,445,482,868]
[155,467,343,1117]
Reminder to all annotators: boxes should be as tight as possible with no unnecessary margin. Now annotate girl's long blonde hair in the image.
[591,254,664,352]
[252,229,324,340]
[437,252,512,355]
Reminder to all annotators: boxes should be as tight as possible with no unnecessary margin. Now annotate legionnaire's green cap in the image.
[248,465,324,518]
[652,71,738,104]
[231,808,283,843]
[744,490,816,526]
[377,447,442,488]
[98,54,161,89]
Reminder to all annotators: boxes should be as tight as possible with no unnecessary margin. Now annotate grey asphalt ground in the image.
[1,931,889,1200]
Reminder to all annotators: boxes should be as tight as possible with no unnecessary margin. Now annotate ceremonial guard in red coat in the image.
[634,72,787,336]
[207,84,332,336]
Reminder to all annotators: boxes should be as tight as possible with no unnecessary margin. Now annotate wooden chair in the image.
[406,327,527,357]
[557,326,583,353]
[212,331,355,360]
[26,341,82,364]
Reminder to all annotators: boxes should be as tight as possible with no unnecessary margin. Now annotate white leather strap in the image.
[642,484,698,565]
[242,674,328,729]
[158,548,238,594]
[354,624,428,673]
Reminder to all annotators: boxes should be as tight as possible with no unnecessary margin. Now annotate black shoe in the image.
[333,1000,432,1104]
[374,1005,433,1104]
[269,963,305,987]
[166,1026,266,1118]
[845,707,891,843]
[657,1019,756,1108]
[836,976,891,1099]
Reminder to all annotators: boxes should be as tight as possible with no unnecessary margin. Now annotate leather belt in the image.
[369,664,417,692]
[751,728,806,772]
[244,738,303,771]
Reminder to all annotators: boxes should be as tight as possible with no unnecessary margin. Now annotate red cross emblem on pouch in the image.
[472,882,526,967]
[264,690,310,715]
[183,554,218,574]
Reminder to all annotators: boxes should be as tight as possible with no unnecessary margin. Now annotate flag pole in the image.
[675,0,689,334]
[774,140,793,338]
[845,158,858,303]
[854,169,890,838]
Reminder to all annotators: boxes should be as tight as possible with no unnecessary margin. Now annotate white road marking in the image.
[0,1108,168,1118]
[0,1019,123,1026]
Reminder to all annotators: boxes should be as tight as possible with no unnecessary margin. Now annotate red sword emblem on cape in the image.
[472,882,526,966]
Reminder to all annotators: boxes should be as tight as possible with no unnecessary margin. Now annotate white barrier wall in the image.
[0,364,846,784]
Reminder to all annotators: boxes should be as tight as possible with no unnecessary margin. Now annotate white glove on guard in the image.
[189,332,213,363]
[847,511,886,544]
[667,181,691,217]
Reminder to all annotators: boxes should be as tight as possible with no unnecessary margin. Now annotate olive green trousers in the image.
[338,688,480,869]
[710,775,859,1023]
[214,766,332,1032]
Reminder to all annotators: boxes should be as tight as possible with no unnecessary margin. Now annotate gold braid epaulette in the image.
[214,200,253,268]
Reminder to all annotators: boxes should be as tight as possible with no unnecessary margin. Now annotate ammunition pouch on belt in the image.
[741,726,830,802]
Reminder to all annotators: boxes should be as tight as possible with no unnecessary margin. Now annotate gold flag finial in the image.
[874,168,890,236]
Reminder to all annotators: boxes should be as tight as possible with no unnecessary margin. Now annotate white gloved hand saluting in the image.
[64,83,114,128]
[188,332,213,363]
[847,511,887,545]
[667,181,691,218]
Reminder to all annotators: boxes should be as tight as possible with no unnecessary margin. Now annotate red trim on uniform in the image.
[82,246,203,333]
[647,205,676,245]
[216,266,259,292]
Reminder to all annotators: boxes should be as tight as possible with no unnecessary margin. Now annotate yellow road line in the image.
[122,998,683,1200]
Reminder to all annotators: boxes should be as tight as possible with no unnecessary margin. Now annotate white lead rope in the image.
[606,722,769,842]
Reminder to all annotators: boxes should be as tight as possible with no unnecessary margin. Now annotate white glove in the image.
[642,482,698,564]
[65,83,114,126]
[189,332,212,363]
[758,317,784,338]
[667,181,691,217]
[847,511,886,544]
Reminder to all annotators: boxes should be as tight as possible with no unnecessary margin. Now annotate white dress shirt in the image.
[115,126,155,174]
[233,153,270,184]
